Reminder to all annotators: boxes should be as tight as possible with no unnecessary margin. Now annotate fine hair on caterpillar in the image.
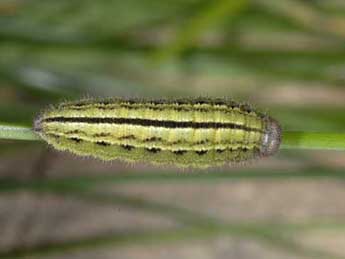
[34,97,282,168]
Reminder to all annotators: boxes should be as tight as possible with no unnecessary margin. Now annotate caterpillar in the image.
[33,97,282,168]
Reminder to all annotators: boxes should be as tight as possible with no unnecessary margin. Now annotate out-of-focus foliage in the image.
[1,0,345,127]
[1,0,345,258]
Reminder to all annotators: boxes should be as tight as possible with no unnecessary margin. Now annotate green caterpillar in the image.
[34,98,281,168]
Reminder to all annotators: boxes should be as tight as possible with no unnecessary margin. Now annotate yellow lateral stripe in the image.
[43,122,262,150]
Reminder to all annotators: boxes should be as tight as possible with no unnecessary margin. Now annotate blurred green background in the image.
[1,0,345,258]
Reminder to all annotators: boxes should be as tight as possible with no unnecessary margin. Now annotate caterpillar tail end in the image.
[260,117,282,157]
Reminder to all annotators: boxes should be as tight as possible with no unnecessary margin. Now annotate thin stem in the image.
[282,131,345,151]
[0,124,345,151]
[0,124,41,141]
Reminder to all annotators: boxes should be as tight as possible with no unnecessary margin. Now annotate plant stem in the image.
[281,131,345,151]
[0,124,345,151]
[0,124,41,141]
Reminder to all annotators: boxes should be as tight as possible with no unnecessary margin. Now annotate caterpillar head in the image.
[261,117,282,157]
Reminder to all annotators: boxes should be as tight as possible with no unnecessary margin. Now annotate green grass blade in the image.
[155,0,248,60]
[1,124,345,151]
[282,131,345,150]
[0,124,41,141]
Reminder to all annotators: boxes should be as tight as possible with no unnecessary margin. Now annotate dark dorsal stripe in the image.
[43,117,263,132]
